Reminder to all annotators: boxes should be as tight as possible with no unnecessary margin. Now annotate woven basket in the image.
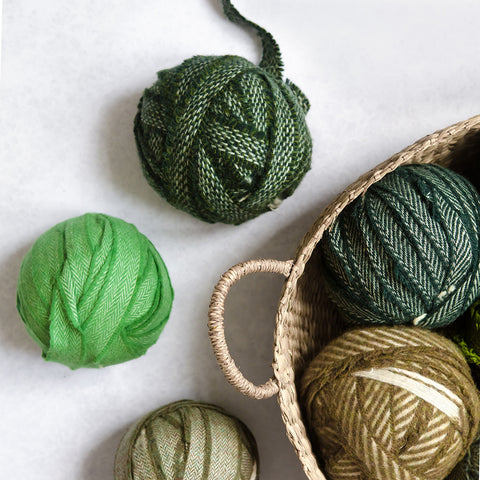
[208,114,480,480]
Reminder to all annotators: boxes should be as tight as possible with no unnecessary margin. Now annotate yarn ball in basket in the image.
[134,0,311,225]
[320,164,480,328]
[301,326,480,480]
[114,400,259,480]
[16,213,173,369]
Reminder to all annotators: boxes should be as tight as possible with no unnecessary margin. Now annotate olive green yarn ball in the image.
[16,213,173,369]
[135,54,311,225]
[114,400,259,480]
[301,326,480,480]
[320,164,480,328]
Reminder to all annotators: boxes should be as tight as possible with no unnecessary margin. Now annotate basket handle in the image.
[208,259,294,400]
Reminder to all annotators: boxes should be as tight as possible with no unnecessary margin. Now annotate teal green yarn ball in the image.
[135,54,311,225]
[320,164,480,328]
[114,400,259,480]
[16,213,173,369]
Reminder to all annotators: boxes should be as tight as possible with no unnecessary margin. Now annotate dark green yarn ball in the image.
[320,164,480,328]
[135,54,311,224]
[114,400,259,480]
[16,213,173,369]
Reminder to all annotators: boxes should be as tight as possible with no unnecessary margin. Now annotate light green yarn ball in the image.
[16,213,173,369]
[114,400,259,480]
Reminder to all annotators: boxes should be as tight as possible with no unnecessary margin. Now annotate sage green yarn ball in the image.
[320,164,480,328]
[114,400,259,480]
[16,213,173,369]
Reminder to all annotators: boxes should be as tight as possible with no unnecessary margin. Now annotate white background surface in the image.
[1,1,480,479]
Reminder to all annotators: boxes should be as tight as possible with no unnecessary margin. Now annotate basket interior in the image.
[273,117,480,480]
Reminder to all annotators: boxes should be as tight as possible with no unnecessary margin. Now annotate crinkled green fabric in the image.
[134,0,311,224]
[16,213,173,369]
[114,400,259,480]
[320,164,480,328]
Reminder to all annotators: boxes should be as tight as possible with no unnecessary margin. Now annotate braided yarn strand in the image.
[16,213,173,369]
[114,400,259,480]
[135,0,311,224]
[221,0,283,79]
[320,164,480,328]
[301,326,480,480]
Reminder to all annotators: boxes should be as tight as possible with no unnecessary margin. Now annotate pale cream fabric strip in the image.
[353,368,460,421]
[249,462,257,480]
[386,367,463,405]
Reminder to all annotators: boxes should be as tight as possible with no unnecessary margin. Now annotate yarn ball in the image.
[301,326,480,480]
[134,0,312,225]
[446,436,479,480]
[320,164,480,327]
[16,213,173,369]
[114,400,259,480]
[453,299,480,366]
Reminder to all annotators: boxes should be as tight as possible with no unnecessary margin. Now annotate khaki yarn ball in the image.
[114,400,258,480]
[301,326,480,480]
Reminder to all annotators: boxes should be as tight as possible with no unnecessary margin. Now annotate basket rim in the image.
[272,113,480,480]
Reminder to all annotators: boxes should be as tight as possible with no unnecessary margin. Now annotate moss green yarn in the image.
[320,164,480,328]
[114,400,259,480]
[16,213,173,369]
[453,299,480,366]
[134,0,311,225]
